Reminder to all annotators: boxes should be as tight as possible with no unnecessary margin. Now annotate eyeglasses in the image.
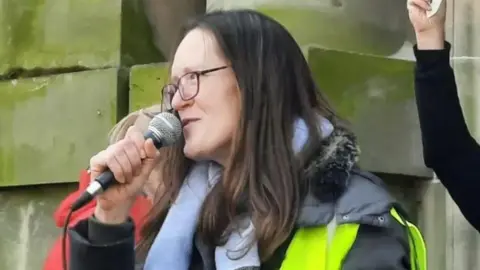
[161,66,228,111]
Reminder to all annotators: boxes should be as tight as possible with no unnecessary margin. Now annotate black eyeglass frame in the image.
[161,66,228,111]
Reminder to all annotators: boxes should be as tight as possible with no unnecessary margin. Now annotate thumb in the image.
[144,138,159,159]
[139,139,161,175]
[141,156,160,176]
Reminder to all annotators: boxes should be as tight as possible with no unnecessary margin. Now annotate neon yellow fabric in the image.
[390,208,428,270]
[280,223,359,270]
[281,208,427,270]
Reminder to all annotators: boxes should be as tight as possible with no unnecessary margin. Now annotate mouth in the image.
[181,118,200,127]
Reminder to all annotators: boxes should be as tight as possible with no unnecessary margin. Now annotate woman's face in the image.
[170,28,240,165]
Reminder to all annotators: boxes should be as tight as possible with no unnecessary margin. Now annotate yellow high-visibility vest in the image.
[281,208,427,270]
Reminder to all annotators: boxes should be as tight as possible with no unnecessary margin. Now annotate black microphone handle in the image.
[95,169,117,191]
[70,170,115,211]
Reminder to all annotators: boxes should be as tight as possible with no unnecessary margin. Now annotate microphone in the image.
[71,112,182,211]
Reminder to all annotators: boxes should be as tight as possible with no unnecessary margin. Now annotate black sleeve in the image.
[414,42,480,231]
[68,216,136,270]
[342,220,410,270]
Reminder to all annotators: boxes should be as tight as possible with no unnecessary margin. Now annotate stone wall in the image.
[0,0,202,269]
[1,0,479,269]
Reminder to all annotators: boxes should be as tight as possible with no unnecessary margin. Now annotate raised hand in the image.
[408,0,447,49]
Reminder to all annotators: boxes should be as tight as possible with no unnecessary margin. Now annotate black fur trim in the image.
[303,126,360,202]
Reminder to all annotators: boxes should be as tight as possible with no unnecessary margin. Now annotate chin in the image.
[182,147,196,160]
[183,142,216,162]
[183,143,203,161]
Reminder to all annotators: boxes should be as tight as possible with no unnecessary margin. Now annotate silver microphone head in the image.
[148,112,182,146]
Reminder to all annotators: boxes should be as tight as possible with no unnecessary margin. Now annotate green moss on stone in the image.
[0,0,164,74]
[0,0,122,73]
[308,47,415,119]
[256,6,406,56]
[129,63,170,112]
[0,69,119,187]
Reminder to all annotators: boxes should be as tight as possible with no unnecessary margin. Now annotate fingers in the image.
[89,150,107,179]
[89,125,159,190]
[144,138,160,159]
[140,139,161,176]
[126,126,146,159]
[123,139,142,176]
[408,0,431,12]
[124,125,159,160]
[94,138,145,184]
[103,142,132,184]
[115,139,144,180]
[114,148,134,182]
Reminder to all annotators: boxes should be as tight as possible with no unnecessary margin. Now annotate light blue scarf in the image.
[144,117,334,270]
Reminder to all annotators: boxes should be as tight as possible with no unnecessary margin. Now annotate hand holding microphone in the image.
[90,126,159,224]
[72,112,182,224]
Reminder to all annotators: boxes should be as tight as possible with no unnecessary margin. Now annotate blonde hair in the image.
[108,104,162,144]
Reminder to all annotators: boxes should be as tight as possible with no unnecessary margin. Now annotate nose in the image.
[171,90,193,111]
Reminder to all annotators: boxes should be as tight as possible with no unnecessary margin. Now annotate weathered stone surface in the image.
[0,0,120,73]
[129,63,169,111]
[0,0,163,75]
[142,0,206,59]
[447,52,480,270]
[308,47,431,177]
[0,183,76,270]
[207,0,409,56]
[120,0,165,67]
[451,0,480,58]
[0,69,119,187]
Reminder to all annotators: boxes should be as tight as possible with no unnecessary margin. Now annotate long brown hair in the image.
[137,10,341,261]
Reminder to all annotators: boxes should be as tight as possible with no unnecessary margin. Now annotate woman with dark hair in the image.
[68,10,426,270]
[409,0,480,232]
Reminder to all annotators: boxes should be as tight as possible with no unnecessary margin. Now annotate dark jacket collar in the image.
[297,126,397,228]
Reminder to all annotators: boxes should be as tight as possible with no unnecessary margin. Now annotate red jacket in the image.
[43,170,152,270]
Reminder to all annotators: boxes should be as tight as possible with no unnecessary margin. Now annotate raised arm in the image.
[409,0,480,231]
